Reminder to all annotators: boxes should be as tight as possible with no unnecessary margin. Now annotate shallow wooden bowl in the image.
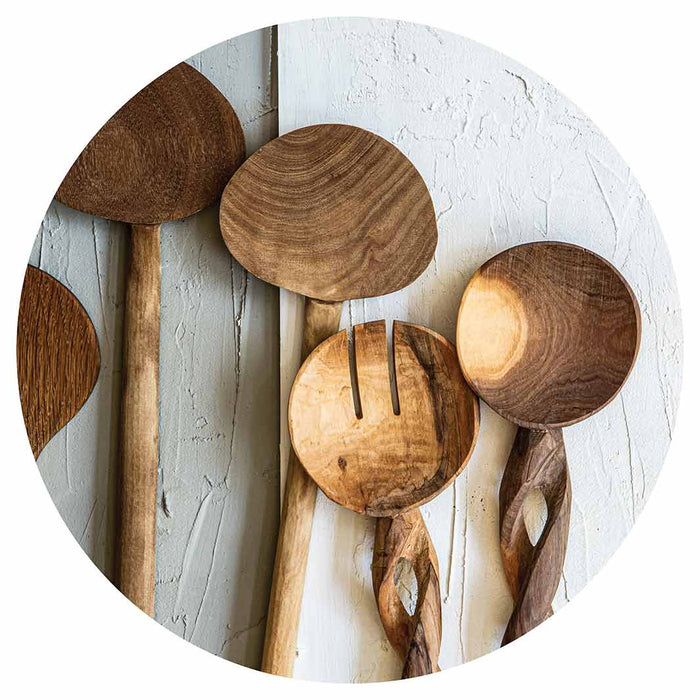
[289,320,479,517]
[457,241,641,429]
[219,123,437,302]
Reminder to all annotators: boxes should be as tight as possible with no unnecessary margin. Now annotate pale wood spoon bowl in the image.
[55,63,245,615]
[219,123,437,676]
[289,320,479,677]
[456,241,641,644]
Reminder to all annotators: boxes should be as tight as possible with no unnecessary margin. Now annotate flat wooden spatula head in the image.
[219,124,437,301]
[55,62,245,224]
[289,321,479,517]
[457,241,641,429]
[17,267,100,458]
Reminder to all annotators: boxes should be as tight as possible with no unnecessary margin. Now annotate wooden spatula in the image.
[289,320,479,678]
[456,241,640,644]
[220,124,438,676]
[17,266,100,458]
[55,63,246,615]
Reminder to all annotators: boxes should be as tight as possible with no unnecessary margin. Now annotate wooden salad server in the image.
[288,320,480,677]
[456,241,641,644]
[55,63,245,615]
[219,124,437,676]
[17,266,100,458]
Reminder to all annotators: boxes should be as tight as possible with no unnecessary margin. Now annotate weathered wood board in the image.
[278,18,682,682]
[28,28,280,669]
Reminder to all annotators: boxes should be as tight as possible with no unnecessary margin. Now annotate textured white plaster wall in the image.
[278,18,682,682]
[26,17,682,684]
[29,28,280,670]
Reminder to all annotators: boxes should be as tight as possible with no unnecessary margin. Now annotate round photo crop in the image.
[17,18,681,683]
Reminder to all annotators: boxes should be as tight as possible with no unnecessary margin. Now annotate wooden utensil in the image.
[456,241,641,645]
[219,123,438,676]
[55,63,245,615]
[17,266,100,458]
[289,320,480,677]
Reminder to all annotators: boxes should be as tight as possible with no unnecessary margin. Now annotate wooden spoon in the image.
[456,241,641,644]
[289,320,480,677]
[55,63,245,615]
[17,266,100,458]
[220,123,437,676]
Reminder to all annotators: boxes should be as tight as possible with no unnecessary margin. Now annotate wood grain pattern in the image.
[290,321,478,678]
[54,62,246,615]
[457,241,641,429]
[220,123,437,676]
[55,62,245,225]
[17,266,100,458]
[261,298,342,677]
[457,241,641,644]
[289,321,480,517]
[219,124,437,302]
[117,224,160,615]
[499,428,571,645]
[373,509,441,678]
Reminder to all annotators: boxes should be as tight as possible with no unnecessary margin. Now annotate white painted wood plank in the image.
[29,28,279,670]
[279,18,682,682]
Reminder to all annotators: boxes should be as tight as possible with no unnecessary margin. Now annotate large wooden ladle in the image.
[219,124,437,676]
[17,266,100,459]
[289,320,479,678]
[55,63,245,615]
[456,241,641,644]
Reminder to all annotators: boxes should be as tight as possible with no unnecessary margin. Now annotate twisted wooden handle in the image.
[372,509,442,678]
[500,426,571,645]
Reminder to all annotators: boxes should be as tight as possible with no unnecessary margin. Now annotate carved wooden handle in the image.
[261,297,343,676]
[372,509,442,678]
[117,224,161,616]
[499,426,572,645]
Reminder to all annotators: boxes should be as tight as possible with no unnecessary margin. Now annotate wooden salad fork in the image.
[289,320,479,677]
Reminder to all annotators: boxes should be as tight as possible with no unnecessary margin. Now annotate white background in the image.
[276,19,680,680]
[1,1,697,698]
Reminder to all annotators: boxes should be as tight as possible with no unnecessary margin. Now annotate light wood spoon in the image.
[289,320,479,677]
[220,124,437,676]
[17,266,100,458]
[55,63,245,615]
[456,241,641,644]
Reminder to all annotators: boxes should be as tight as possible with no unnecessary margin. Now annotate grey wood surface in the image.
[28,28,280,669]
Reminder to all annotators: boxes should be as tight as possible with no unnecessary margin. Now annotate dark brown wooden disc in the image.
[55,63,245,225]
[219,124,437,302]
[456,241,641,428]
[17,266,100,458]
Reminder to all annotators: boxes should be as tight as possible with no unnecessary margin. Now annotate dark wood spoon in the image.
[219,124,437,676]
[55,62,245,615]
[289,320,479,677]
[456,241,641,644]
[17,266,100,458]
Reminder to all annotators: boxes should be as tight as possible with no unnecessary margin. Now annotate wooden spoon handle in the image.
[117,223,161,616]
[372,509,442,678]
[261,297,343,676]
[499,426,572,645]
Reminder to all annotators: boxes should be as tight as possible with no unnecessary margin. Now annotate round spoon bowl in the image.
[56,62,245,224]
[17,266,100,458]
[456,241,641,429]
[289,320,479,517]
[219,123,437,302]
